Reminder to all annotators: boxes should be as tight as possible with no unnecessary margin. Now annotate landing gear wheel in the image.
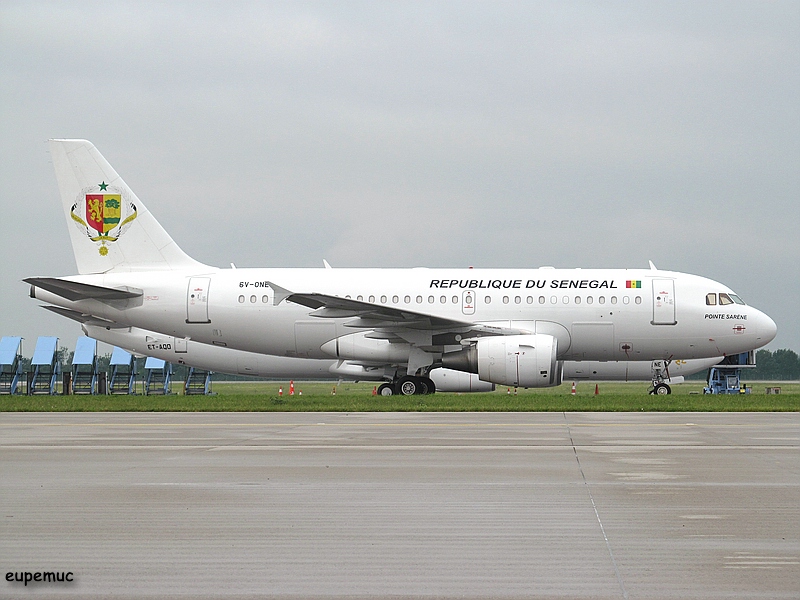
[398,376,419,396]
[421,377,436,395]
[377,383,394,396]
[653,383,671,395]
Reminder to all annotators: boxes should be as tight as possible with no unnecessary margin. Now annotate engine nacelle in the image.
[442,334,561,388]
[429,368,495,393]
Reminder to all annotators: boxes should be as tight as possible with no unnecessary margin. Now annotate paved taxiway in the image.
[1,412,798,599]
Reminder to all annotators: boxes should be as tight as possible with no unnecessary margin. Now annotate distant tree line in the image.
[740,349,800,380]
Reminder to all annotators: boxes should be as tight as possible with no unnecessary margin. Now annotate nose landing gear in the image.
[648,360,673,395]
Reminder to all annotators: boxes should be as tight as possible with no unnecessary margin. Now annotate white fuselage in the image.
[34,266,776,363]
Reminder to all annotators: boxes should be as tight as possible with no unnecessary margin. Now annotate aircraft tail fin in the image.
[49,139,204,274]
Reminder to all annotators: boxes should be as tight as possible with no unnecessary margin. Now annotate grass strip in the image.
[2,392,797,412]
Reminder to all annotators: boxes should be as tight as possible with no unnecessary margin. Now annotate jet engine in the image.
[441,334,562,388]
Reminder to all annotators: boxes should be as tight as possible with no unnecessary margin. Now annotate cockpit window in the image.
[707,292,747,306]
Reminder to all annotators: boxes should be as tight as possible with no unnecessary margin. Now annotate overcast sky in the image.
[1,1,798,357]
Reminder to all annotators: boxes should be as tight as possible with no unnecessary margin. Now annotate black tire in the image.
[421,377,436,395]
[377,383,394,397]
[398,376,418,396]
[654,383,671,395]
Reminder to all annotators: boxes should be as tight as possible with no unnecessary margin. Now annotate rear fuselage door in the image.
[651,279,676,325]
[186,277,211,323]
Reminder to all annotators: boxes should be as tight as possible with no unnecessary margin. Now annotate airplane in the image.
[26,139,777,395]
[56,318,721,393]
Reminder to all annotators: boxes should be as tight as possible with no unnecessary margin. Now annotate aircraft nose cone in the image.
[756,310,778,345]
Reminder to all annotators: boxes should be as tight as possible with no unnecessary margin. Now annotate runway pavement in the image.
[1,412,798,599]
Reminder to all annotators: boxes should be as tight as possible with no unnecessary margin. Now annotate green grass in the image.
[2,381,797,412]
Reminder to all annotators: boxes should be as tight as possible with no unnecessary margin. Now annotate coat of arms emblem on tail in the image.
[69,181,138,255]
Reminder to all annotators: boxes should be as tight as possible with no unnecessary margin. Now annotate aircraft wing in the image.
[284,290,527,343]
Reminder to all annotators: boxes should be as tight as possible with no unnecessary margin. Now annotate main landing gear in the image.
[377,375,437,396]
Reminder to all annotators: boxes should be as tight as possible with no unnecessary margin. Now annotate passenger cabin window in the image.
[706,293,717,306]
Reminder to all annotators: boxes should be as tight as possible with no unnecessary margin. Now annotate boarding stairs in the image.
[704,351,756,394]
[109,347,137,394]
[0,337,24,394]
[184,367,212,395]
[144,357,172,395]
[71,337,98,394]
[28,336,60,395]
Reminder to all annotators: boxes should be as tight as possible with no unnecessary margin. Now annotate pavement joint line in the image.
[563,411,628,600]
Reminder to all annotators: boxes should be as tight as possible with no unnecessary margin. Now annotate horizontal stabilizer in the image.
[25,277,142,302]
[42,306,128,329]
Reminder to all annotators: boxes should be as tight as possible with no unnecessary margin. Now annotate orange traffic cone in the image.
[507,388,511,395]
[289,380,295,396]
[332,386,337,395]
[371,386,377,396]
[278,386,283,397]
[571,382,576,395]
[594,383,599,395]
